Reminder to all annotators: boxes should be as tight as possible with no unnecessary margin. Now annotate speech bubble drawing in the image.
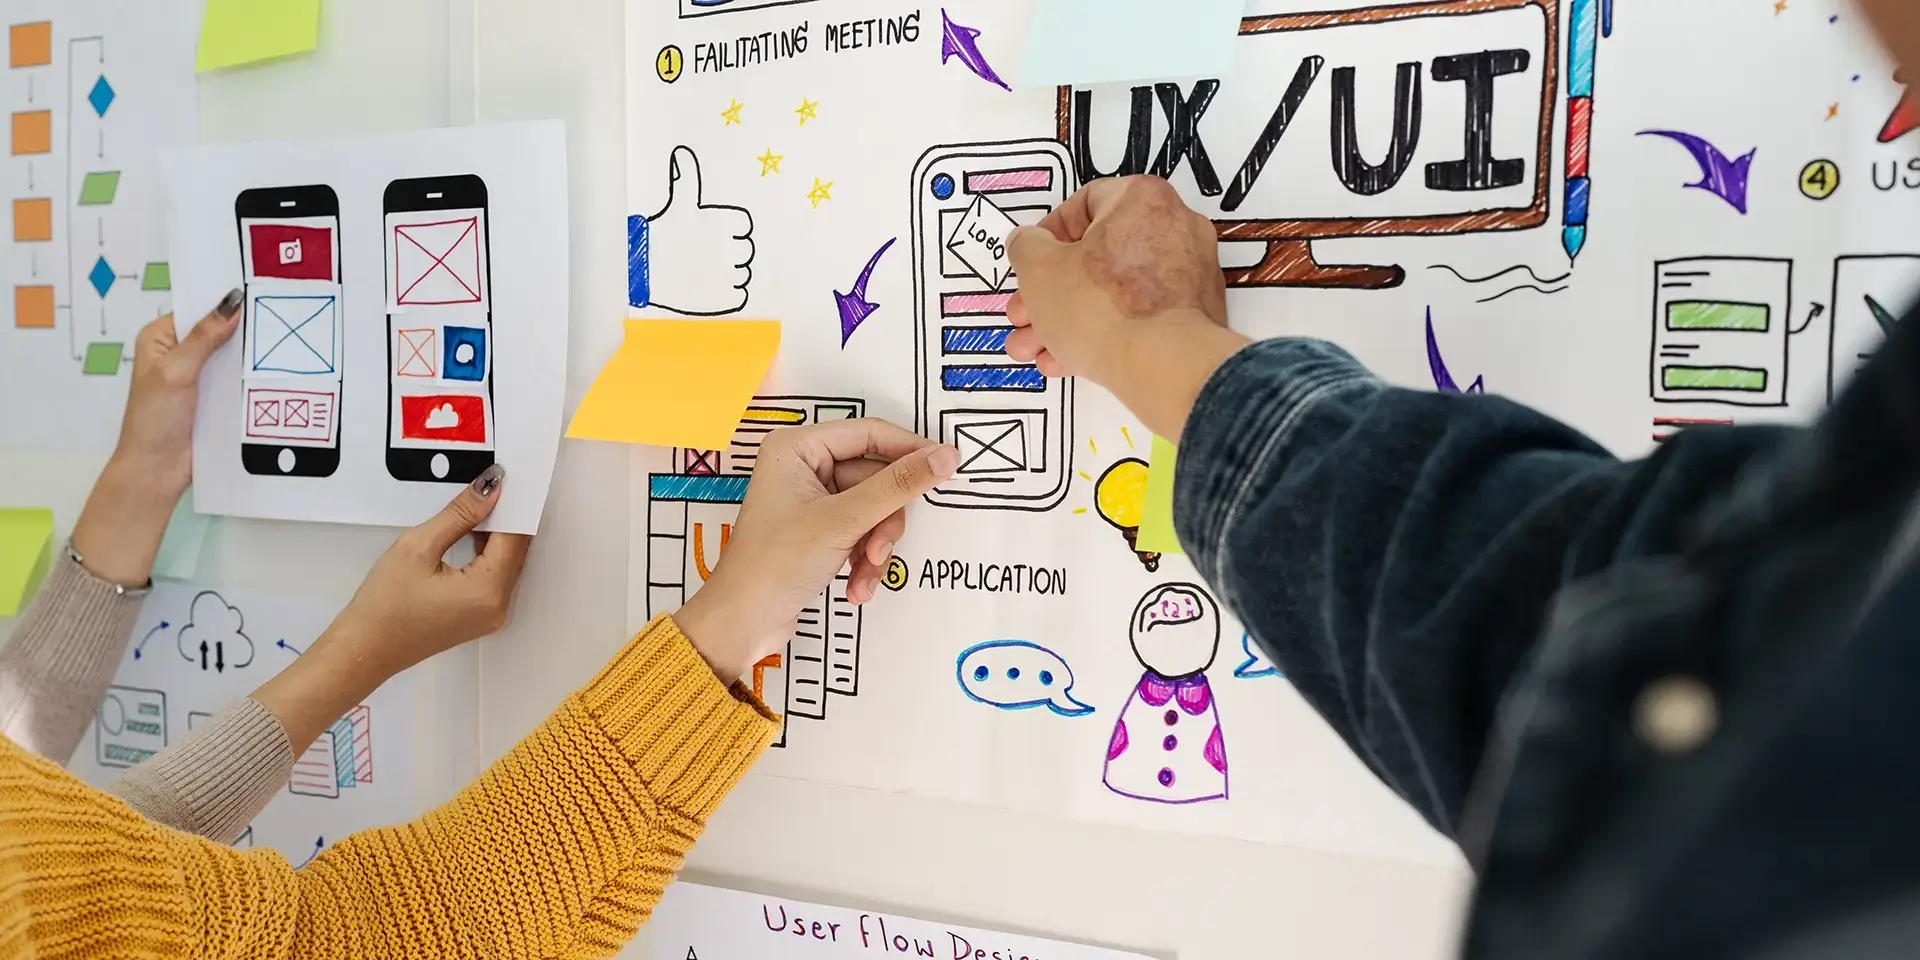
[955,640,1095,717]
[1234,632,1281,679]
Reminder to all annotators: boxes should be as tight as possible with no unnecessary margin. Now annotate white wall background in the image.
[0,0,1474,956]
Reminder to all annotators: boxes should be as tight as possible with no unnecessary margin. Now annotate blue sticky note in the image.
[153,492,213,581]
[1018,0,1244,89]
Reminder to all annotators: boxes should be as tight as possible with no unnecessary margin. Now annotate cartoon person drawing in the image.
[1102,583,1227,804]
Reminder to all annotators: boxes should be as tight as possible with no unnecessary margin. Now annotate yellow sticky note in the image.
[1136,435,1182,555]
[196,0,322,72]
[567,319,781,451]
[0,508,55,617]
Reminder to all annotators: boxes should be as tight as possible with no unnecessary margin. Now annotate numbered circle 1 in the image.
[656,45,685,84]
[1799,159,1841,200]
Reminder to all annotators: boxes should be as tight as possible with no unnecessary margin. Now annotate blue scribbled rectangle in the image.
[942,326,1011,355]
[649,474,750,503]
[942,365,1047,392]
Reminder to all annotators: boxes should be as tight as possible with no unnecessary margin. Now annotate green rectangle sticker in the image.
[141,262,170,291]
[1662,366,1767,391]
[81,341,123,375]
[1666,301,1770,332]
[77,171,120,206]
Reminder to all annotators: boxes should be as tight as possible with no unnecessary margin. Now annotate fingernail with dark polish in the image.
[471,463,506,497]
[216,288,244,319]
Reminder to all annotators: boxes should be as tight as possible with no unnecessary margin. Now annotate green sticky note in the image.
[141,262,171,291]
[196,0,323,72]
[1136,435,1182,555]
[81,341,123,375]
[0,508,55,617]
[77,171,120,205]
[153,491,213,581]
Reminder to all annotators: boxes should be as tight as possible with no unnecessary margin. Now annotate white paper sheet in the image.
[67,581,479,864]
[646,882,1155,960]
[164,122,569,534]
[0,0,196,450]
[625,0,1918,863]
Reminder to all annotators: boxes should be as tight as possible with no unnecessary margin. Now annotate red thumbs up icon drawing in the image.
[627,145,755,317]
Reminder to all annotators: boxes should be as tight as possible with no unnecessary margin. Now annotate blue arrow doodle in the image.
[834,238,895,347]
[132,621,169,660]
[277,638,304,656]
[1426,309,1485,395]
[940,9,1011,91]
[1637,130,1755,214]
[296,836,325,867]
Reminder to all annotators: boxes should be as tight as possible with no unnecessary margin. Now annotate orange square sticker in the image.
[13,198,50,242]
[9,22,50,69]
[15,286,53,328]
[11,111,50,156]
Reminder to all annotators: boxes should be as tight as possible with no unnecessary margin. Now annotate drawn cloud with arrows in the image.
[177,590,255,672]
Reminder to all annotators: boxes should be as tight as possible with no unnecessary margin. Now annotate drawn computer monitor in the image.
[1057,0,1557,289]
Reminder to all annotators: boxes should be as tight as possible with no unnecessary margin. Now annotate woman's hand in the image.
[70,291,243,587]
[673,420,958,684]
[253,466,531,750]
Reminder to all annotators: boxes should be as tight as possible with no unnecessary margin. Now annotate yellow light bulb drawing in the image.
[1095,457,1160,573]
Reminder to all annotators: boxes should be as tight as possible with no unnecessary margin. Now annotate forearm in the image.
[70,456,180,589]
[105,697,291,842]
[0,548,146,762]
[1099,310,1249,443]
[1174,337,1628,835]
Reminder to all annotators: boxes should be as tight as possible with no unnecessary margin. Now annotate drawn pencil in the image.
[1564,0,1599,263]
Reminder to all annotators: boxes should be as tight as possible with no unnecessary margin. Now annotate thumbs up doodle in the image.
[628,145,756,317]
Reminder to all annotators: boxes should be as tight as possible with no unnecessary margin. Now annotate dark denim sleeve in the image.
[1173,338,1633,837]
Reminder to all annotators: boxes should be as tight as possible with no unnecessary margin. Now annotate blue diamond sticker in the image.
[88,76,114,117]
[89,257,115,297]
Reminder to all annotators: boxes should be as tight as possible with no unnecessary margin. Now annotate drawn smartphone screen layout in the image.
[911,140,1075,511]
[383,175,495,484]
[236,185,343,478]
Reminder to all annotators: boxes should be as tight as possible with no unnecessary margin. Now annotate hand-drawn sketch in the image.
[1562,0,1603,262]
[1426,308,1486,394]
[955,640,1095,717]
[1093,457,1160,572]
[1636,130,1755,214]
[1056,0,1559,289]
[678,0,820,19]
[1429,263,1568,303]
[912,140,1075,512]
[1650,257,1804,408]
[176,589,255,673]
[938,9,1011,92]
[1828,254,1920,400]
[385,174,496,485]
[835,237,895,346]
[629,145,755,317]
[237,184,343,479]
[1103,583,1229,805]
[288,706,370,798]
[131,619,169,660]
[650,397,868,748]
[1234,633,1281,680]
[95,684,165,768]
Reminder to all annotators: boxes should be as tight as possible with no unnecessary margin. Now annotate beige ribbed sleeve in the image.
[104,697,293,844]
[0,548,146,764]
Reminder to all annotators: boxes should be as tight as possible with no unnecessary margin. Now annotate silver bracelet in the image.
[66,540,152,598]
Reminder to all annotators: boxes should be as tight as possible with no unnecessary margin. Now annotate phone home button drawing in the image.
[277,448,295,473]
[431,453,450,479]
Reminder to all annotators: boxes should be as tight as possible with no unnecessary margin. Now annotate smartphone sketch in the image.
[236,185,343,478]
[382,174,495,484]
[911,140,1076,511]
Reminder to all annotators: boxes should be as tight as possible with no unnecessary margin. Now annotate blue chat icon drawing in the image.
[955,640,1095,717]
[1234,632,1281,679]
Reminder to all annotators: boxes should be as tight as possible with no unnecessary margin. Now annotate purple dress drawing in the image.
[1102,583,1229,805]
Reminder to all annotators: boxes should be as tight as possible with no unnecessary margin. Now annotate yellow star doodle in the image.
[721,99,744,125]
[757,149,783,176]
[807,178,833,209]
[795,98,818,126]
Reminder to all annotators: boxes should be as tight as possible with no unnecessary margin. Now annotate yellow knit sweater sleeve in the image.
[0,615,777,959]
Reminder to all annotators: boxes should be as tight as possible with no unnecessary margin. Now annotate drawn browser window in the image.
[911,140,1076,513]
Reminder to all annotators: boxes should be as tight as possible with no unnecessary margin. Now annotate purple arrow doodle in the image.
[1637,130,1754,214]
[835,238,895,347]
[940,9,1011,92]
[1427,308,1485,395]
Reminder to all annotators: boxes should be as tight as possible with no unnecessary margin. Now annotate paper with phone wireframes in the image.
[568,319,781,450]
[162,122,569,534]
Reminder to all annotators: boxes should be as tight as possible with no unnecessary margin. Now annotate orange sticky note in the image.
[11,111,49,155]
[10,22,50,68]
[13,198,50,242]
[567,319,781,450]
[14,285,52,328]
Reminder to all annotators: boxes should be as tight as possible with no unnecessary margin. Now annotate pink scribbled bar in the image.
[942,292,1015,317]
[965,167,1053,194]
